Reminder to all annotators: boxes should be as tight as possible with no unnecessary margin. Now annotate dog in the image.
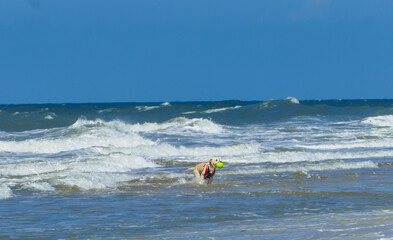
[187,157,222,184]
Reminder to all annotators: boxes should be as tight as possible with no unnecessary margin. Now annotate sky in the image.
[0,0,392,104]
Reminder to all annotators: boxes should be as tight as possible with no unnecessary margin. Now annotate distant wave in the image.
[121,117,223,134]
[136,106,160,112]
[286,96,300,104]
[44,113,56,120]
[202,105,242,114]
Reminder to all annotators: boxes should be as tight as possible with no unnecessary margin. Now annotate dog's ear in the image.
[209,158,214,165]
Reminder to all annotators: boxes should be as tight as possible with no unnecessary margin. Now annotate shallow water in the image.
[1,99,393,239]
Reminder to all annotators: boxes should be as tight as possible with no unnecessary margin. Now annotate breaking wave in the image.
[123,117,223,134]
[362,115,393,127]
[225,160,378,175]
[0,184,12,199]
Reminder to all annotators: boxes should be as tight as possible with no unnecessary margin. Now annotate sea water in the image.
[0,98,392,239]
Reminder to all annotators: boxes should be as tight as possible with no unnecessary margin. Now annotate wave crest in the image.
[0,184,13,199]
[123,117,223,134]
[362,115,393,127]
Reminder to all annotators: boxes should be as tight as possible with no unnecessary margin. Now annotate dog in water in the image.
[187,157,222,184]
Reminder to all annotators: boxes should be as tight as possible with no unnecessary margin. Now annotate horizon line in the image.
[1,98,392,106]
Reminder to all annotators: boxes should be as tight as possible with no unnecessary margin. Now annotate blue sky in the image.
[0,0,392,104]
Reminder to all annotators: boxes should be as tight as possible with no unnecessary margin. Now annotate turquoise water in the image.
[1,98,393,239]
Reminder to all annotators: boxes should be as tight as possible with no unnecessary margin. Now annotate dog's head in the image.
[209,157,221,168]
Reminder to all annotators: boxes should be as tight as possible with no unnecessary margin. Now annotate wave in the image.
[44,113,56,120]
[0,154,156,176]
[0,153,158,193]
[0,127,153,154]
[0,184,12,199]
[0,117,225,154]
[296,140,393,150]
[114,143,261,161]
[4,99,393,133]
[222,149,393,165]
[225,160,378,175]
[286,96,300,104]
[362,115,393,127]
[118,117,223,134]
[98,108,115,113]
[210,99,393,125]
[3,116,393,164]
[3,100,393,198]
[0,118,155,154]
[160,102,171,106]
[202,106,242,114]
[135,106,160,112]
[0,158,378,196]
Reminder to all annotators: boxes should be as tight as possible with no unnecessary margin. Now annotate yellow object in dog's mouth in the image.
[216,162,224,168]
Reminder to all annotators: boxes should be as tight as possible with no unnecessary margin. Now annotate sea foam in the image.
[286,96,300,104]
[0,184,13,199]
[121,117,223,134]
[202,106,242,114]
[0,119,155,154]
[362,115,393,127]
[225,160,378,175]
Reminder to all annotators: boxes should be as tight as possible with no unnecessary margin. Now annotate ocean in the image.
[0,98,392,239]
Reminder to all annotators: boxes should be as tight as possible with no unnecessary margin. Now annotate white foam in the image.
[182,111,197,115]
[254,150,393,164]
[44,113,56,120]
[362,115,393,127]
[296,140,393,150]
[119,143,261,160]
[70,154,158,172]
[0,160,68,176]
[225,160,378,175]
[181,118,223,133]
[136,106,160,112]
[121,117,223,134]
[286,96,300,104]
[0,119,155,154]
[0,153,158,191]
[202,106,242,114]
[0,184,13,199]
[160,102,171,106]
[57,172,135,190]
[98,108,115,113]
[25,182,56,191]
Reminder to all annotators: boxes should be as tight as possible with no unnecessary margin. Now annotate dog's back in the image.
[187,163,205,174]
